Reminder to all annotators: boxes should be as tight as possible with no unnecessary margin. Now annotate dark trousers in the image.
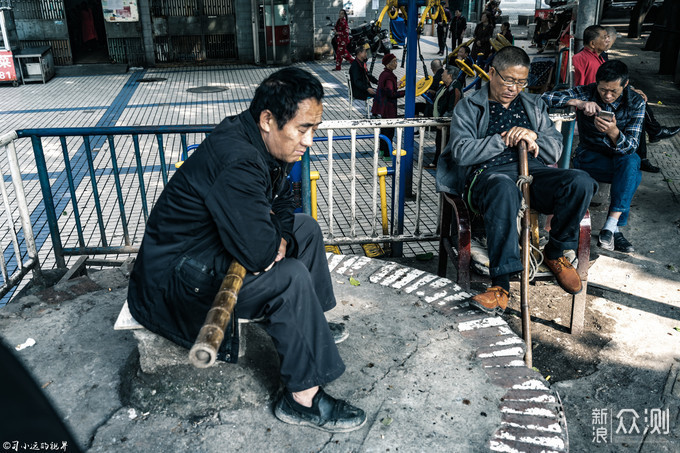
[637,106,662,160]
[437,25,447,52]
[433,126,449,165]
[379,127,395,157]
[470,160,597,278]
[235,214,345,392]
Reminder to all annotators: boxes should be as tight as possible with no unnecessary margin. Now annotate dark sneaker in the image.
[640,158,660,173]
[469,286,509,316]
[597,229,615,251]
[649,126,680,143]
[614,232,635,253]
[328,322,348,344]
[544,256,582,295]
[274,388,367,433]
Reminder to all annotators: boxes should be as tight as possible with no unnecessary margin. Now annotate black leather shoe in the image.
[640,158,660,173]
[649,126,680,143]
[597,229,614,251]
[328,322,348,344]
[274,388,367,433]
[614,232,634,253]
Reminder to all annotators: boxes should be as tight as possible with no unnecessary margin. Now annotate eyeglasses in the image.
[493,67,528,88]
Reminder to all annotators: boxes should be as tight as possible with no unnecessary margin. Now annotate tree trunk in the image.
[628,0,656,38]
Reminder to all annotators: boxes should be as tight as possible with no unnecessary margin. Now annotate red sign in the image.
[266,25,290,46]
[535,9,554,19]
[0,50,17,83]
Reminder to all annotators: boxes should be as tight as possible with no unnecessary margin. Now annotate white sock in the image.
[603,216,619,233]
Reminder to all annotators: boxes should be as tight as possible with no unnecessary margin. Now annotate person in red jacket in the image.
[334,10,353,71]
[575,25,679,172]
[371,53,405,159]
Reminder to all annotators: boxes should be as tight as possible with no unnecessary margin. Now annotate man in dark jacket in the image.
[349,43,377,101]
[127,68,366,433]
[450,9,467,48]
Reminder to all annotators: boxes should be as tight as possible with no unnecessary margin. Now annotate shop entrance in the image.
[64,0,109,63]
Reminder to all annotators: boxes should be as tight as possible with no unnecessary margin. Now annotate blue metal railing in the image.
[17,126,214,267]
[16,125,411,268]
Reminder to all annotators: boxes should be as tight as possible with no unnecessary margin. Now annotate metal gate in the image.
[10,0,72,65]
[151,0,237,63]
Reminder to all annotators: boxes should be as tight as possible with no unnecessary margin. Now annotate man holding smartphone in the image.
[542,60,645,253]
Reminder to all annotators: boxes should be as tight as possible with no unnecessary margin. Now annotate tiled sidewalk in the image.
[0,37,447,303]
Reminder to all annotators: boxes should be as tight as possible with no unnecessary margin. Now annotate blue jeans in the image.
[573,147,641,226]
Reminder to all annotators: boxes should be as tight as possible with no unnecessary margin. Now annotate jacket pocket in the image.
[174,256,219,296]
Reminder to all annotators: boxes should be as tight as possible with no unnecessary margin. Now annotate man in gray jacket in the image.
[436,46,598,314]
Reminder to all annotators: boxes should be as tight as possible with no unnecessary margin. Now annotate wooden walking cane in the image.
[518,141,533,368]
[189,260,247,368]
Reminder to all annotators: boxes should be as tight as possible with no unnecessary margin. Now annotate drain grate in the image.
[136,78,167,83]
[186,86,229,93]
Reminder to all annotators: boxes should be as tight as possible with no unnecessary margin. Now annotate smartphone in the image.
[598,110,615,121]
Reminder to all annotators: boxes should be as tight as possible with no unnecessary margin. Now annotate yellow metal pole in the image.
[310,171,319,221]
[378,167,389,236]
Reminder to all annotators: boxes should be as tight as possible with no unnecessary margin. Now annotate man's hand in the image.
[368,87,376,96]
[594,115,618,134]
[275,238,287,262]
[631,87,647,103]
[569,99,600,116]
[262,238,287,273]
[501,127,539,158]
[594,115,620,144]
[501,127,537,148]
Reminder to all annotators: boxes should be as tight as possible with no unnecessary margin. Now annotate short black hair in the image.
[583,25,605,46]
[502,22,510,29]
[595,60,629,86]
[461,45,471,55]
[249,68,324,129]
[491,46,530,71]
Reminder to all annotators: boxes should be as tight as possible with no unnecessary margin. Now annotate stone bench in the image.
[114,301,256,373]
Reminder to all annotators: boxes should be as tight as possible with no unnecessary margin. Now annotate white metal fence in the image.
[0,131,42,299]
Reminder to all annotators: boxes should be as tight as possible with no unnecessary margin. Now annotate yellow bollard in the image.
[312,170,341,255]
[377,167,389,236]
[310,171,319,221]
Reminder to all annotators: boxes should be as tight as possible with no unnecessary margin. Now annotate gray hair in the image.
[443,65,460,76]
[604,26,617,41]
[431,59,443,71]
[492,46,530,71]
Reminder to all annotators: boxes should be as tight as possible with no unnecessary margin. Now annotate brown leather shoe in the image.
[469,286,509,316]
[544,256,582,295]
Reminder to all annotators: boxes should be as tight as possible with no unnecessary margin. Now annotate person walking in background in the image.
[372,53,405,160]
[436,2,452,55]
[80,1,98,50]
[450,9,467,48]
[472,12,494,62]
[500,22,514,45]
[334,10,353,71]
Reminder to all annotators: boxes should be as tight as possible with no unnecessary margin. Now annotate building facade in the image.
[5,0,483,66]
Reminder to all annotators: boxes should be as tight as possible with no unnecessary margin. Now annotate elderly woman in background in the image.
[372,53,405,160]
[334,9,353,71]
[471,12,494,62]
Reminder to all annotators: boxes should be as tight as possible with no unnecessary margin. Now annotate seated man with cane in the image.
[436,46,598,315]
[542,60,644,253]
[127,67,366,433]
